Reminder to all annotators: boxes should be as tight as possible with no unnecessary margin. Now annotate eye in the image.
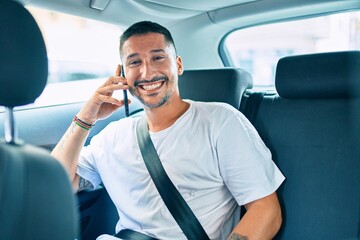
[153,55,165,61]
[128,59,141,66]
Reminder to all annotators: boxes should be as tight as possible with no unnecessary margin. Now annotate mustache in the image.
[134,75,168,87]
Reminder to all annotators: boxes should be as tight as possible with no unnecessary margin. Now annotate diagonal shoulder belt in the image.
[136,116,210,240]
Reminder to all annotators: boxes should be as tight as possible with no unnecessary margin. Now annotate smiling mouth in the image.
[139,81,164,91]
[136,76,168,91]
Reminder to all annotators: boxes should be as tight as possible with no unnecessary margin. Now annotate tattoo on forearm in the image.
[228,233,248,240]
[58,122,76,151]
[78,176,94,192]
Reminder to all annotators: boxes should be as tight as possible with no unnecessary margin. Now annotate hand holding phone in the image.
[121,65,130,117]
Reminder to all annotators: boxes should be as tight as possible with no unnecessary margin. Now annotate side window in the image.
[25,7,123,106]
[28,7,123,84]
[221,11,360,87]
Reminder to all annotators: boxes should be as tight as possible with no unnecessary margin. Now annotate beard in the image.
[129,75,175,109]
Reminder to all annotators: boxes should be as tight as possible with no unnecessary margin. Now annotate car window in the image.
[221,11,360,87]
[20,7,124,107]
[28,7,123,84]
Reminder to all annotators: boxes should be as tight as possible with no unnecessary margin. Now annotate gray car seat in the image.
[179,68,252,109]
[0,1,78,239]
[244,51,360,239]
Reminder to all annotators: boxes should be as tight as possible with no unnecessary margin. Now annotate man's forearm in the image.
[227,192,282,240]
[51,120,90,188]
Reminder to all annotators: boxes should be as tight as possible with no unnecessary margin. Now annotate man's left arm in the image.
[227,192,282,240]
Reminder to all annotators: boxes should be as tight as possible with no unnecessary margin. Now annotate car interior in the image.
[0,0,359,239]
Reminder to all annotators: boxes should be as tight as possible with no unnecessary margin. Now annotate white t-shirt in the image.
[77,100,285,240]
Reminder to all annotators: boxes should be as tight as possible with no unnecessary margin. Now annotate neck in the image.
[144,96,189,132]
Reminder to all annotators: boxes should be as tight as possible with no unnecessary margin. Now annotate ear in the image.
[176,56,184,75]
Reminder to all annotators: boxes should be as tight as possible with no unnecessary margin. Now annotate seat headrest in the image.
[0,0,48,107]
[179,68,252,109]
[275,51,360,99]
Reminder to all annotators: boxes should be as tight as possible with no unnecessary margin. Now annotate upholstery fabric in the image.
[250,51,360,239]
[275,51,360,99]
[179,68,253,109]
[0,0,48,107]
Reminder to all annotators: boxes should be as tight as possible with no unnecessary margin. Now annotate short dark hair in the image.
[119,21,177,58]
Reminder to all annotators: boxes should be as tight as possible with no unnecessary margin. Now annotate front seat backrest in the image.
[0,1,78,239]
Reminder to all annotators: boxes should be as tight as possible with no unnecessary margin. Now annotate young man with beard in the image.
[52,21,285,240]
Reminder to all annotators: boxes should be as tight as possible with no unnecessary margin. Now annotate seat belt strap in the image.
[136,116,210,240]
[242,91,266,124]
[114,229,157,240]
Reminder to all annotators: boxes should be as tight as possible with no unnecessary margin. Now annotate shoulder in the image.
[190,100,256,136]
[189,100,246,123]
[189,100,239,116]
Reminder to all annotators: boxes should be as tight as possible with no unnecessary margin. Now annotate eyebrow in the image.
[126,49,166,60]
[151,49,165,53]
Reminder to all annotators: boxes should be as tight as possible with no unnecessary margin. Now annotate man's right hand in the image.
[76,64,130,125]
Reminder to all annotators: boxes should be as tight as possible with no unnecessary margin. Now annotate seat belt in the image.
[136,116,210,240]
[242,91,266,124]
[114,229,157,240]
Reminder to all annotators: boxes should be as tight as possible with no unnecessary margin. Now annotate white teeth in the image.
[142,82,162,90]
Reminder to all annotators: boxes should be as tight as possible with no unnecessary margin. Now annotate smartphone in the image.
[121,65,129,117]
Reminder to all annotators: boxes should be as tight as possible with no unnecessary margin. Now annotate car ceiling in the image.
[17,0,360,68]
[19,0,260,27]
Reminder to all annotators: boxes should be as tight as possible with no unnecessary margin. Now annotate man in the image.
[52,21,285,240]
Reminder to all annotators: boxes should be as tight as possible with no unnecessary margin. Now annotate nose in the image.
[140,61,157,80]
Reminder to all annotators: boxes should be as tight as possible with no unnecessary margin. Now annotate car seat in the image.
[0,1,78,239]
[244,51,360,239]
